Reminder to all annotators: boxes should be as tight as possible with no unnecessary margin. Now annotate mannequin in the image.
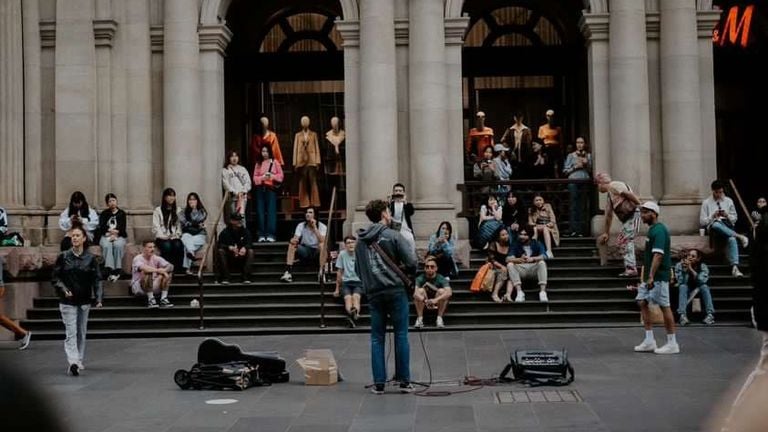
[537,109,562,178]
[324,116,346,176]
[500,112,532,167]
[293,116,321,208]
[250,116,284,165]
[464,111,494,162]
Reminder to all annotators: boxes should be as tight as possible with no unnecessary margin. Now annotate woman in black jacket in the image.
[52,224,102,376]
[97,193,127,283]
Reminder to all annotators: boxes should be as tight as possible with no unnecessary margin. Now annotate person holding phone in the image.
[426,221,458,279]
[280,207,327,283]
[699,180,749,277]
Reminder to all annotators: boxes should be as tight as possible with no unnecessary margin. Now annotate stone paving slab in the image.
[0,327,761,432]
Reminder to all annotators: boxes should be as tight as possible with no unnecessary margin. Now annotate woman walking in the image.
[52,224,102,376]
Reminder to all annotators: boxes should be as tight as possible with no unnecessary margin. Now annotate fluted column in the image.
[23,0,43,208]
[408,0,448,206]
[660,0,702,202]
[94,1,117,202]
[336,20,360,233]
[358,0,398,204]
[199,24,232,212]
[609,0,652,198]
[0,0,24,207]
[126,0,153,209]
[55,0,97,206]
[163,0,202,199]
[697,8,720,196]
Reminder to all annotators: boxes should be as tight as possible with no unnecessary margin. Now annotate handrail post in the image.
[318,187,337,328]
[195,191,231,331]
[728,179,756,235]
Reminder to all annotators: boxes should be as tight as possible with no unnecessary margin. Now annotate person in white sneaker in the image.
[334,236,363,328]
[674,249,715,326]
[131,240,174,309]
[280,207,327,283]
[528,195,559,259]
[413,256,452,328]
[699,180,750,278]
[505,226,549,303]
[595,173,642,278]
[634,202,679,355]
[1,255,32,350]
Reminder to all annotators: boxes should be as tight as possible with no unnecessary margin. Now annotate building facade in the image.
[0,0,722,245]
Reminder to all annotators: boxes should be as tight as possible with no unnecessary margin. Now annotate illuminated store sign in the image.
[713,5,754,47]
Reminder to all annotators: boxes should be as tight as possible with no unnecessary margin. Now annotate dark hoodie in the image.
[355,223,418,300]
[752,207,768,331]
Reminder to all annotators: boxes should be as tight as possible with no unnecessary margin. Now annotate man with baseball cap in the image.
[634,201,679,354]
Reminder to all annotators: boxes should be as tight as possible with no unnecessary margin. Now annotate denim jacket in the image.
[673,261,709,288]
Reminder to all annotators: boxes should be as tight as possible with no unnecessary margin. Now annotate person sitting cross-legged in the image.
[334,236,363,328]
[675,248,715,326]
[700,180,750,277]
[131,240,174,309]
[280,207,327,283]
[216,214,254,284]
[413,256,453,328]
[505,225,549,303]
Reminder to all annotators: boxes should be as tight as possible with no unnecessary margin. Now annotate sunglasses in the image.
[424,264,437,269]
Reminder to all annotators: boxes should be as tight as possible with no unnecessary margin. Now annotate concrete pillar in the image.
[697,9,721,195]
[40,21,56,209]
[22,0,43,208]
[408,0,448,207]
[94,2,117,202]
[126,0,153,209]
[580,13,610,211]
[54,0,97,206]
[199,24,233,216]
[150,25,164,204]
[358,0,398,204]
[0,0,25,208]
[646,11,664,199]
[395,18,410,187]
[336,20,360,234]
[163,0,202,199]
[110,0,129,206]
[608,0,652,198]
[660,0,702,202]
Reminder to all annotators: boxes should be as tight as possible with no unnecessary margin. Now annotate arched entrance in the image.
[460,0,589,179]
[223,0,348,230]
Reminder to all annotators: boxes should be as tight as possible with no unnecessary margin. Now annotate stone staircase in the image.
[21,237,753,339]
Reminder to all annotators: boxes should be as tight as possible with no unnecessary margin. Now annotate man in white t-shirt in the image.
[388,183,416,252]
[280,207,327,283]
[131,240,174,308]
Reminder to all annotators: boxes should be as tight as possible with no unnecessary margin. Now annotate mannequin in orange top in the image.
[293,116,321,208]
[465,111,494,162]
[251,116,284,166]
[537,109,562,178]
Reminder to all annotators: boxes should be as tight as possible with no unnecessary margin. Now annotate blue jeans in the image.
[709,221,739,265]
[255,187,277,238]
[568,183,587,234]
[677,283,715,315]
[368,290,411,385]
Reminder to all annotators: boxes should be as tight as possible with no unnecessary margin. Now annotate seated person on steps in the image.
[699,180,749,277]
[217,213,254,284]
[281,207,327,283]
[675,248,714,326]
[505,225,549,303]
[131,240,174,309]
[414,256,452,329]
[334,235,362,328]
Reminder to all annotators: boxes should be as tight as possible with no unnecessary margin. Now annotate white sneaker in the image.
[740,236,749,249]
[280,271,293,283]
[436,316,445,328]
[546,250,554,259]
[515,290,525,303]
[539,291,549,302]
[414,317,424,328]
[732,266,744,278]
[634,340,657,352]
[258,236,266,242]
[654,343,680,355]
[266,236,276,243]
[18,332,31,350]
[107,274,120,282]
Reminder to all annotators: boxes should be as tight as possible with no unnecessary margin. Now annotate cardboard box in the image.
[296,349,338,385]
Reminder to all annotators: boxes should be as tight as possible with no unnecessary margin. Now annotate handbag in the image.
[265,161,283,192]
[480,265,496,292]
[470,262,492,293]
[610,183,637,223]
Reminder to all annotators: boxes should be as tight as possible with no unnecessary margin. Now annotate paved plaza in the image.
[0,326,761,432]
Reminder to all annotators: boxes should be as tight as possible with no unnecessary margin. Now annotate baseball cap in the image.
[640,201,660,215]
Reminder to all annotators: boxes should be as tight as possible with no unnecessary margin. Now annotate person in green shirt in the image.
[413,256,453,329]
[634,201,679,355]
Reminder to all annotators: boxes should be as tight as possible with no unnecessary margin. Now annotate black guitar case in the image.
[196,338,289,384]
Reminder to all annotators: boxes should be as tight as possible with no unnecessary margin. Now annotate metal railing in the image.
[728,179,757,237]
[195,191,230,330]
[318,187,337,329]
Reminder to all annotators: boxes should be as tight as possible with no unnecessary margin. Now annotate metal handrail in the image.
[195,191,230,330]
[728,179,757,236]
[318,187,337,329]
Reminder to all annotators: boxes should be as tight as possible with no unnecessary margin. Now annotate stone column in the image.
[358,0,398,204]
[660,0,702,203]
[697,9,721,195]
[445,17,470,239]
[94,13,117,202]
[54,0,97,206]
[0,0,25,208]
[199,24,233,215]
[336,20,360,234]
[40,21,56,209]
[408,0,448,208]
[395,18,410,187]
[22,0,43,208]
[110,0,129,205]
[125,0,153,209]
[645,11,664,199]
[163,0,202,199]
[608,0,652,198]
